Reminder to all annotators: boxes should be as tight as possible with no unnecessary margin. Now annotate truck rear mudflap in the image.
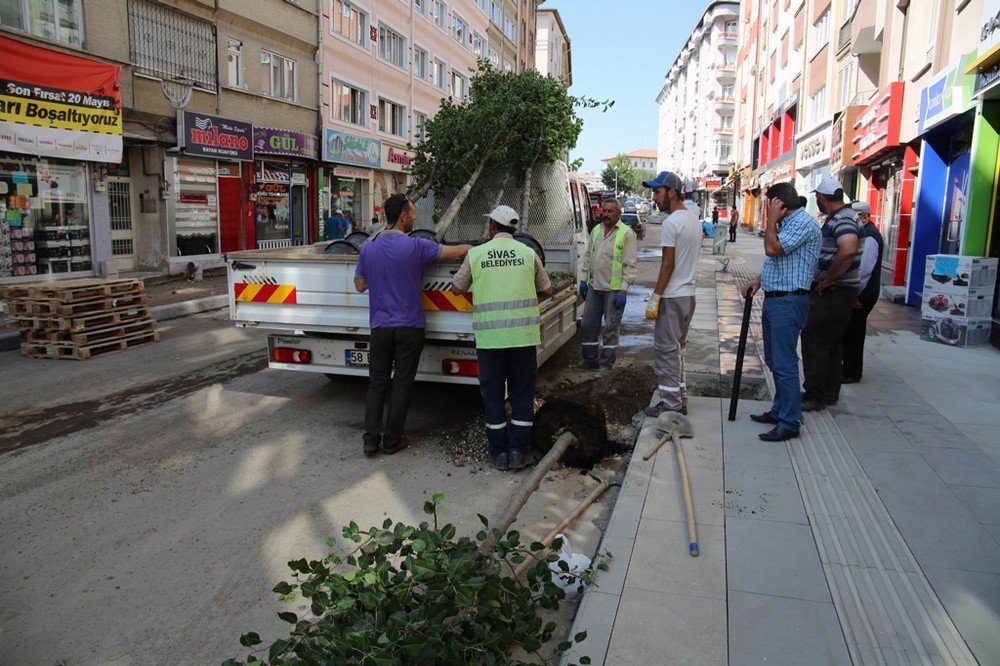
[267,334,482,385]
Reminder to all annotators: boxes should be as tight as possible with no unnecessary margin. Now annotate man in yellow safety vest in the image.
[580,199,638,369]
[451,205,553,471]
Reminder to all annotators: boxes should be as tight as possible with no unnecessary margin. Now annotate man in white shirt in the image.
[642,171,703,417]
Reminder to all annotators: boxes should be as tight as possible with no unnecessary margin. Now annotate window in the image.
[472,31,485,57]
[487,46,500,69]
[721,83,734,98]
[332,79,367,126]
[504,16,515,41]
[332,0,367,46]
[227,39,244,88]
[503,60,513,73]
[413,111,429,140]
[476,0,487,14]
[414,0,426,15]
[433,0,446,28]
[813,10,830,50]
[128,0,216,89]
[927,0,939,61]
[378,24,406,68]
[809,86,826,124]
[724,20,737,35]
[432,58,447,88]
[716,139,732,162]
[453,13,468,46]
[413,46,429,79]
[261,51,296,101]
[378,98,405,136]
[837,62,853,109]
[720,114,733,129]
[451,71,468,99]
[491,1,501,25]
[723,50,737,66]
[1,0,83,46]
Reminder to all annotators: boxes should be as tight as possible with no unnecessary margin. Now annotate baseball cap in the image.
[485,204,519,229]
[812,174,844,196]
[643,171,684,191]
[336,209,344,214]
[851,201,871,214]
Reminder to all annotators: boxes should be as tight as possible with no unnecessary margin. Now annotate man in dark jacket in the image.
[840,201,883,383]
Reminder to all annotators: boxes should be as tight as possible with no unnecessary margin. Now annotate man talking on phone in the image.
[742,182,821,441]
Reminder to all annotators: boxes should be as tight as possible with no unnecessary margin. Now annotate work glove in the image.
[645,294,661,320]
[579,281,588,299]
[614,292,627,310]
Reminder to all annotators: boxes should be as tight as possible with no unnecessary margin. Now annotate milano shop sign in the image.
[177,111,253,161]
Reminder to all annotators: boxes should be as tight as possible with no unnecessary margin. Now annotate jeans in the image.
[363,327,425,448]
[761,293,809,432]
[802,286,859,405]
[581,288,624,366]
[728,225,737,242]
[477,346,538,456]
[841,298,877,380]
[654,296,696,410]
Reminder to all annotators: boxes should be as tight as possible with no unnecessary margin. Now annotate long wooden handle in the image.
[512,479,611,578]
[643,435,670,461]
[674,435,699,557]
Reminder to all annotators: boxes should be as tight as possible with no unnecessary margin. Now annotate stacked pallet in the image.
[2,278,159,360]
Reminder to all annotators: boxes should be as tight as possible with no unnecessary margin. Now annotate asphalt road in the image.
[0,309,616,664]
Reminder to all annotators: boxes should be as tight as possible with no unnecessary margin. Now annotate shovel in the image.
[644,410,699,557]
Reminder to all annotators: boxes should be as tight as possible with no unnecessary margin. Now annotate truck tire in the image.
[324,239,360,255]
[531,396,608,469]
[513,233,546,267]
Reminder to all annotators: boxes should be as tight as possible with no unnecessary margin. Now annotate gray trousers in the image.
[654,296,696,409]
[581,288,624,366]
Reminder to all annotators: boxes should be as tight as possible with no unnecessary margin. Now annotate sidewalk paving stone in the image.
[921,566,1000,665]
[624,518,726,600]
[727,517,832,603]
[724,463,808,525]
[850,450,956,498]
[919,448,1000,489]
[951,484,1000,526]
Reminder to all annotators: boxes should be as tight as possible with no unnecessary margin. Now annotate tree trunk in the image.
[519,160,535,232]
[434,158,489,241]
[408,162,446,203]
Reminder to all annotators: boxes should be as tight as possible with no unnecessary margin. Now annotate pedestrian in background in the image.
[354,194,471,457]
[742,182,821,441]
[451,205,552,472]
[801,175,863,412]
[841,201,884,384]
[642,171,701,417]
[712,206,720,226]
[326,209,350,240]
[729,206,739,242]
[580,199,638,369]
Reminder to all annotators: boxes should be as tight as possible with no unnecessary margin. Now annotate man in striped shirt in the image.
[801,174,863,412]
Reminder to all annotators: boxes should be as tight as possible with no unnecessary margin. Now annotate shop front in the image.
[323,129,381,232]
[794,121,832,218]
[253,127,319,249]
[829,106,864,200]
[0,34,123,281]
[171,111,253,263]
[373,144,415,221]
[738,166,758,231]
[853,82,914,289]
[909,52,979,305]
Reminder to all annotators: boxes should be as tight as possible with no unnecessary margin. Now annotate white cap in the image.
[336,209,344,214]
[812,174,844,196]
[851,201,871,214]
[485,204,519,229]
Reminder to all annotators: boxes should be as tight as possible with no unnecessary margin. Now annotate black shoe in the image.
[363,437,381,457]
[841,375,860,384]
[644,402,688,417]
[759,427,799,442]
[508,451,529,470]
[801,399,826,412]
[490,452,510,471]
[750,411,778,425]
[381,437,410,455]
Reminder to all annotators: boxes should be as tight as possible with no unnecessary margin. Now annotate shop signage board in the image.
[333,166,372,179]
[921,52,978,133]
[851,82,904,164]
[380,145,415,172]
[759,158,795,188]
[796,122,832,170]
[697,177,724,190]
[254,127,319,160]
[0,34,122,163]
[324,128,381,168]
[178,111,253,161]
[830,106,864,172]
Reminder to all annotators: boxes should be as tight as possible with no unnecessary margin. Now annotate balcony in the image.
[838,19,852,52]
[714,63,737,80]
[714,127,734,135]
[715,96,735,107]
[718,32,738,48]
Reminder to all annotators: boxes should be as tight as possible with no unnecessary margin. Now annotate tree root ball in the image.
[532,395,609,469]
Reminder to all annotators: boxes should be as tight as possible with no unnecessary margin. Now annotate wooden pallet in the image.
[5,292,148,317]
[2,278,143,303]
[14,306,151,333]
[23,318,156,345]
[20,330,160,360]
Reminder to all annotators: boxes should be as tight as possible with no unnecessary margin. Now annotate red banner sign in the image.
[851,82,904,164]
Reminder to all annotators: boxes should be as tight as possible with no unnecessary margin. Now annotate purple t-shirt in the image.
[355,230,441,329]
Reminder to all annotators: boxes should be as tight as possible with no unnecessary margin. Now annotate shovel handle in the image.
[674,435,699,557]
[643,435,670,461]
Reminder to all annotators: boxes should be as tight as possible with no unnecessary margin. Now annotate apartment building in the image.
[535,7,571,85]
[602,150,658,171]
[656,1,740,215]
[1,0,321,278]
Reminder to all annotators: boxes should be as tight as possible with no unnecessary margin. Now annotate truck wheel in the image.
[532,396,608,469]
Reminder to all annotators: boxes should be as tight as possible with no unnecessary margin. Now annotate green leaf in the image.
[423,501,436,515]
[432,491,445,505]
[271,582,293,595]
[287,558,309,574]
[342,571,357,582]
[580,657,593,664]
[478,513,489,527]
[239,631,261,647]
[363,572,377,585]
[383,517,392,529]
[377,632,391,645]
[575,631,588,642]
[269,639,289,662]
[411,538,427,553]
[440,523,456,541]
[324,535,337,548]
[277,611,297,624]
[530,541,545,552]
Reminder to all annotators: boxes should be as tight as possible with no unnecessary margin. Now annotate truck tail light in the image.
[273,347,312,364]
[443,359,479,377]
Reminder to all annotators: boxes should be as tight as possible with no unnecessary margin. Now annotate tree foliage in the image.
[224,495,609,666]
[600,154,635,194]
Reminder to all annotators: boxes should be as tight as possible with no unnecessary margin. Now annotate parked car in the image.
[621,212,644,240]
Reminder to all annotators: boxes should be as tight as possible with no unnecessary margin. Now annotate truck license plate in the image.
[345,350,370,367]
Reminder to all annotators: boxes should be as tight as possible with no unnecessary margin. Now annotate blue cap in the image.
[643,170,684,191]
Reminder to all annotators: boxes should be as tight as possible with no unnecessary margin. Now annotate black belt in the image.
[765,289,809,298]
[810,282,858,292]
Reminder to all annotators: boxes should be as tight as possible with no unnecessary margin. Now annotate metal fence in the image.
[127,0,217,90]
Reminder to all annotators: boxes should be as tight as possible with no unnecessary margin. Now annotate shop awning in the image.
[966,42,1000,75]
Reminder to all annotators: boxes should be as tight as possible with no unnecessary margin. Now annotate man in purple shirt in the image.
[354,194,471,457]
